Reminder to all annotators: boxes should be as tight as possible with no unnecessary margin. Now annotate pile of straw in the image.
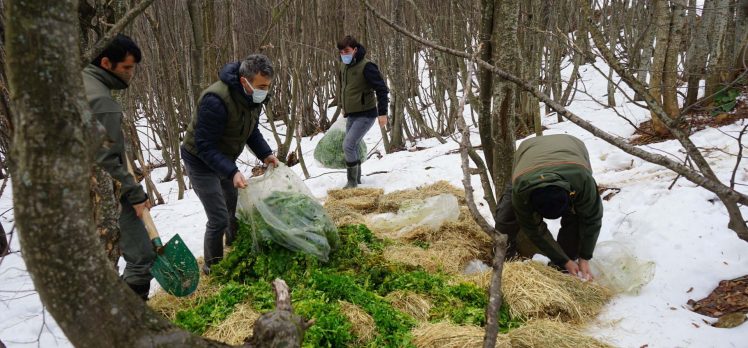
[501,261,612,323]
[339,301,376,344]
[411,322,511,348]
[507,319,613,348]
[203,302,261,345]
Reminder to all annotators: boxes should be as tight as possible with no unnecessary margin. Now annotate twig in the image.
[81,0,157,66]
[731,124,748,190]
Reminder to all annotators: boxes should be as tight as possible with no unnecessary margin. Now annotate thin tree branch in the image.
[81,0,156,66]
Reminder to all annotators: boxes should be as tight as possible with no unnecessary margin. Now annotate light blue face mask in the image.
[243,78,268,103]
[340,54,354,65]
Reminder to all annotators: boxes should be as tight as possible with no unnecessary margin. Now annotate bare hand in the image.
[377,115,388,127]
[578,259,594,281]
[233,171,248,189]
[564,260,580,276]
[132,200,152,219]
[264,154,280,168]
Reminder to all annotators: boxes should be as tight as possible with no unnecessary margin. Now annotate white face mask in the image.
[243,77,268,103]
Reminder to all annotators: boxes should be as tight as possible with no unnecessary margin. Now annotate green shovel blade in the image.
[151,234,199,297]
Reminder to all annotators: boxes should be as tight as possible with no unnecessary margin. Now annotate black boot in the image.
[344,161,359,189]
[127,282,150,301]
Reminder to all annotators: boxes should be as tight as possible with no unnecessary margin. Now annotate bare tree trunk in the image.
[662,0,687,119]
[488,0,519,200]
[0,220,8,256]
[90,167,121,269]
[649,0,671,135]
[684,0,714,107]
[705,0,732,99]
[388,0,406,151]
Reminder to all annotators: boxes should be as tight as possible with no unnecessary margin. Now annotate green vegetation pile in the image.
[150,182,613,347]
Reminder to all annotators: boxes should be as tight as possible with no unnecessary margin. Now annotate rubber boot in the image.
[357,162,362,184]
[344,161,359,189]
[127,282,150,301]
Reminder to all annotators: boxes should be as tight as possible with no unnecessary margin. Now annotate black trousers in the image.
[182,148,238,267]
[494,184,580,265]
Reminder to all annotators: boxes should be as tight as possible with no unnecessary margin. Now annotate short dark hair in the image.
[239,54,274,80]
[336,35,359,50]
[92,33,142,68]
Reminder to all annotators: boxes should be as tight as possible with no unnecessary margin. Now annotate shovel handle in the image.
[124,155,163,253]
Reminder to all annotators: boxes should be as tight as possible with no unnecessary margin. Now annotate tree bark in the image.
[705,0,732,99]
[649,0,671,135]
[684,0,714,107]
[488,0,519,207]
[662,0,687,119]
[90,167,122,269]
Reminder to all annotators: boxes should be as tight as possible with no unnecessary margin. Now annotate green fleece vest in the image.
[340,58,377,114]
[183,81,260,161]
[511,134,602,263]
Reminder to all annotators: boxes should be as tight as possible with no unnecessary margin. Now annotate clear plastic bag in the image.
[237,164,339,261]
[313,117,367,169]
[369,194,460,237]
[589,240,655,294]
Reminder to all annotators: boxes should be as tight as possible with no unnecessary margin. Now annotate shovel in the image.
[126,158,199,297]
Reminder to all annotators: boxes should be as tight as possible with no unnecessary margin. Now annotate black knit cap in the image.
[529,185,569,219]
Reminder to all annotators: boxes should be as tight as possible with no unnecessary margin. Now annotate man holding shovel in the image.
[494,134,603,281]
[84,34,154,300]
[181,54,279,275]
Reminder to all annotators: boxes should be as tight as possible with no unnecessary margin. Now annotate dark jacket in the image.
[83,64,148,205]
[511,134,603,264]
[182,62,273,179]
[338,44,389,117]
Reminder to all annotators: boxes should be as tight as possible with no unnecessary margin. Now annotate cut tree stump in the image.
[243,279,314,348]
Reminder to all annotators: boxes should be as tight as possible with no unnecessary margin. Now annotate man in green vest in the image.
[181,54,279,274]
[83,34,154,300]
[494,134,603,280]
[337,35,389,188]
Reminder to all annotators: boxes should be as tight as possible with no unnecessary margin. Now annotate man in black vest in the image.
[181,54,279,274]
[337,35,389,188]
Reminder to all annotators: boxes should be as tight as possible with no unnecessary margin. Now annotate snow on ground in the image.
[2,57,748,347]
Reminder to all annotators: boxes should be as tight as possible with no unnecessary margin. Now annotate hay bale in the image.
[508,319,613,348]
[457,269,493,290]
[203,302,261,345]
[383,240,479,275]
[338,300,376,343]
[326,187,383,214]
[378,181,465,213]
[149,258,221,321]
[385,291,432,322]
[324,200,367,226]
[501,261,612,323]
[411,322,511,348]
